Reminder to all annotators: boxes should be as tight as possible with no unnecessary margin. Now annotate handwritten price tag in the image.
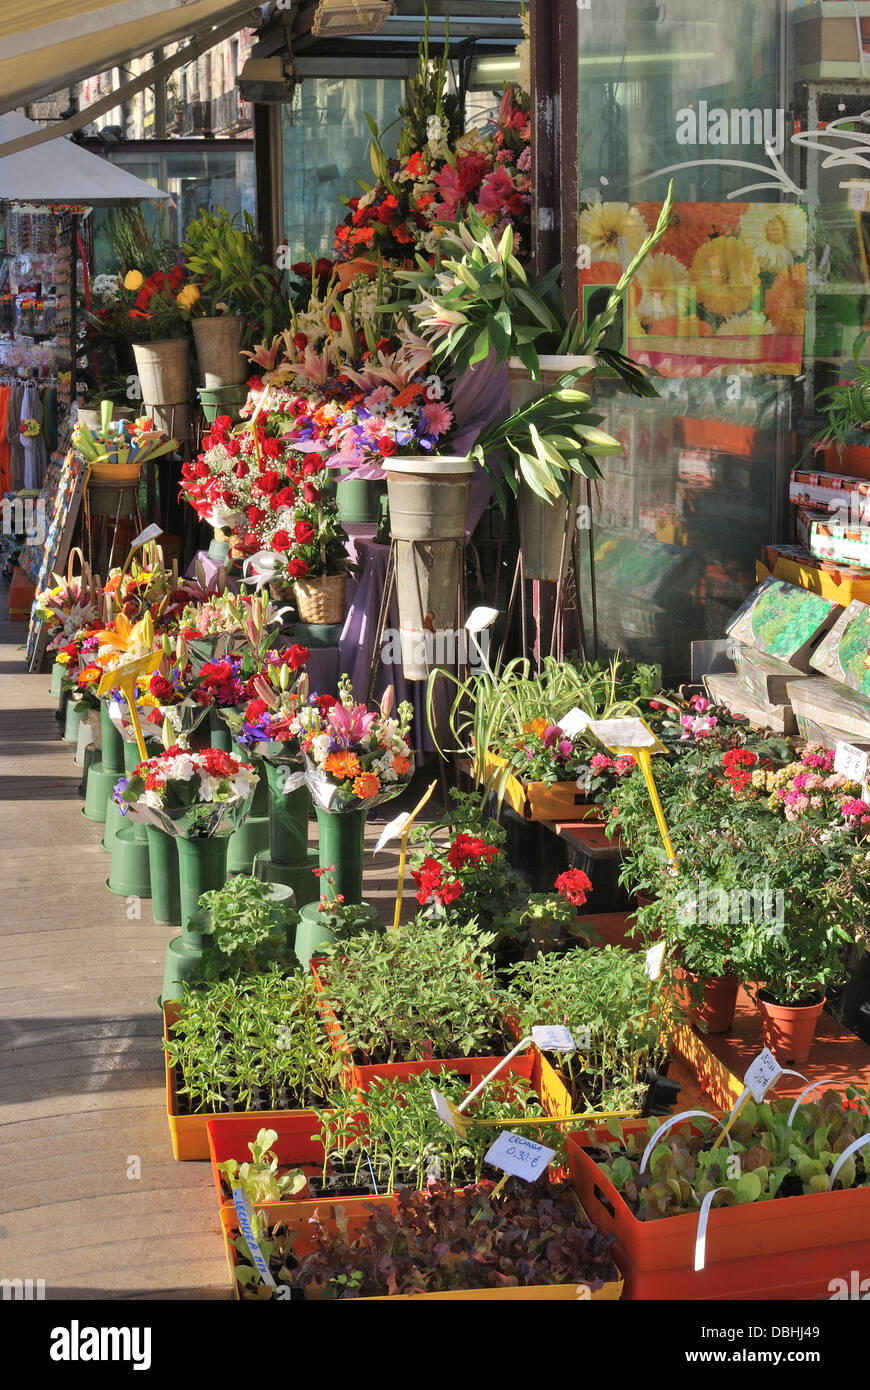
[485,1131,556,1182]
[645,942,666,981]
[743,1047,782,1103]
[834,741,869,786]
[130,522,163,548]
[559,707,591,739]
[374,811,410,854]
[532,1024,576,1052]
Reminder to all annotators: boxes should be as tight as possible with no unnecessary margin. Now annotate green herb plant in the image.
[507,946,682,1112]
[218,1127,307,1205]
[165,966,341,1114]
[191,874,297,983]
[318,917,509,1064]
[595,1089,870,1222]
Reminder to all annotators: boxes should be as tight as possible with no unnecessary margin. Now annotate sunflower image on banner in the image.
[577,201,807,378]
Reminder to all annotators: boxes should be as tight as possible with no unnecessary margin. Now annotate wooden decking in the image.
[0,616,409,1299]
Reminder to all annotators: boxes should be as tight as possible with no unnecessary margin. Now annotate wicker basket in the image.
[267,580,297,603]
[293,575,347,624]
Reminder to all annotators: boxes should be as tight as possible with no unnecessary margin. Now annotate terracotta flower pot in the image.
[676,968,740,1034]
[756,990,826,1065]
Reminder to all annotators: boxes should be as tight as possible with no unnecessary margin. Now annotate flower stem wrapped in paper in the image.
[114,745,259,839]
[298,677,415,813]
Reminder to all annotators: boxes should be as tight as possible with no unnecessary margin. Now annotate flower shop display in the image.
[506,946,682,1117]
[298,680,414,903]
[434,654,663,820]
[605,737,867,1062]
[312,1067,555,1199]
[229,1177,621,1300]
[163,966,340,1160]
[71,404,178,483]
[120,264,198,436]
[312,917,511,1085]
[221,647,318,900]
[567,1089,870,1299]
[293,868,381,973]
[116,743,259,1000]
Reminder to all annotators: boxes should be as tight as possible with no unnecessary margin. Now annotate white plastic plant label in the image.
[645,942,666,981]
[834,741,869,786]
[558,707,591,738]
[130,522,163,548]
[532,1024,576,1052]
[743,1047,782,1103]
[485,1131,556,1182]
[431,1088,465,1136]
[374,811,410,854]
[232,1188,276,1288]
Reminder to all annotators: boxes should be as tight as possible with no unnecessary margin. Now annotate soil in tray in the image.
[348,1040,508,1067]
[308,1151,481,1198]
[173,1073,324,1117]
[542,1051,674,1112]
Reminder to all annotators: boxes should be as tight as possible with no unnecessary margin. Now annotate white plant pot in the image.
[384,456,473,681]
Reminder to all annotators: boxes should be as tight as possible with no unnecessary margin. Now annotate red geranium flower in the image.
[555,868,593,907]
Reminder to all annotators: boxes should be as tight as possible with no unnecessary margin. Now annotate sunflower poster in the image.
[577,200,808,378]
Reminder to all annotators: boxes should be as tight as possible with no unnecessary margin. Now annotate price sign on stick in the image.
[532,1025,575,1052]
[645,943,666,981]
[559,707,591,739]
[743,1047,782,1104]
[374,811,410,855]
[834,741,869,787]
[485,1131,556,1182]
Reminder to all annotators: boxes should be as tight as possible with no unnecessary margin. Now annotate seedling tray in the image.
[310,959,527,1090]
[223,1178,624,1301]
[566,1118,870,1300]
[164,1002,324,1161]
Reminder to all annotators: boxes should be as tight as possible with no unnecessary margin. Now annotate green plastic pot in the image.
[265,763,310,865]
[78,742,100,798]
[82,762,116,823]
[107,825,152,898]
[336,476,386,525]
[177,835,229,935]
[209,709,232,753]
[315,806,366,905]
[50,660,64,697]
[100,703,125,775]
[294,901,337,972]
[226,813,271,875]
[123,739,145,774]
[101,793,125,851]
[252,848,320,904]
[146,826,181,926]
[197,385,247,424]
[63,700,87,744]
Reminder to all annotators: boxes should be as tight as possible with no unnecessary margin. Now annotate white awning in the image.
[0,112,170,205]
[0,0,261,116]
